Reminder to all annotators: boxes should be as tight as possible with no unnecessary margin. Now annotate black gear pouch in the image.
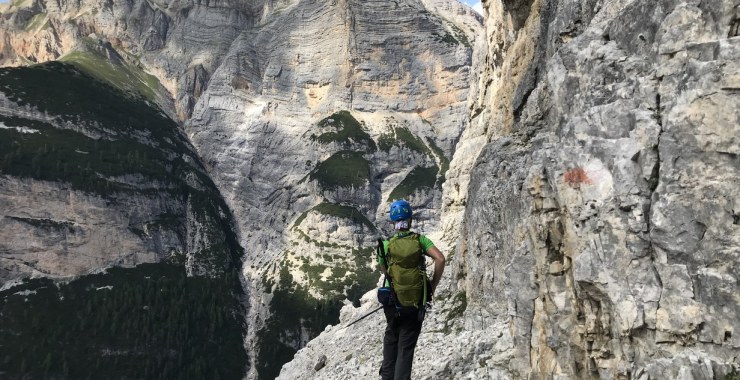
[377,287,393,306]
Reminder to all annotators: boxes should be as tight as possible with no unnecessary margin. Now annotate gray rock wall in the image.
[281,0,739,379]
[458,0,739,377]
[0,63,240,284]
[0,0,272,118]
[4,0,732,378]
[182,2,480,376]
[0,176,182,283]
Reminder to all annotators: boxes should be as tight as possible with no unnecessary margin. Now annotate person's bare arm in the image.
[425,246,445,295]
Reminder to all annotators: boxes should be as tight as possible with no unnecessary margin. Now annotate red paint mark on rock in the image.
[564,168,592,187]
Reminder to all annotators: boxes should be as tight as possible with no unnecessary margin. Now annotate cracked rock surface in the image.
[283,0,739,378]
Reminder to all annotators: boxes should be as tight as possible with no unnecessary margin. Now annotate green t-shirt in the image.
[376,231,436,267]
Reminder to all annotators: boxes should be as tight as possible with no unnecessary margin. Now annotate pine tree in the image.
[41,353,52,378]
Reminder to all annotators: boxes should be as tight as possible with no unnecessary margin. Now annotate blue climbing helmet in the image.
[389,199,413,221]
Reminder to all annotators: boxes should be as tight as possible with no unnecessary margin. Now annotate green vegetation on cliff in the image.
[0,62,247,378]
[426,136,450,188]
[388,165,439,201]
[309,150,371,190]
[256,264,344,380]
[378,126,432,155]
[257,238,378,380]
[312,111,377,152]
[60,38,162,102]
[379,123,450,195]
[0,62,235,273]
[0,62,173,148]
[0,115,180,195]
[298,246,377,299]
[23,12,48,32]
[293,202,376,231]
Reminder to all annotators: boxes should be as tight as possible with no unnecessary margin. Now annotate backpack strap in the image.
[377,238,390,287]
[417,234,429,310]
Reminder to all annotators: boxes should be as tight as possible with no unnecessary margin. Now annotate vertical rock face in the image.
[182,1,480,377]
[1,0,480,268]
[0,63,239,284]
[1,0,273,118]
[281,0,738,379]
[186,0,478,250]
[7,0,734,378]
[458,0,739,378]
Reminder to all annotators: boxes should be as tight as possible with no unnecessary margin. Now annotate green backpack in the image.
[386,233,428,309]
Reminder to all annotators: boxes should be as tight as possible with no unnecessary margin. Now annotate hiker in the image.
[377,199,445,380]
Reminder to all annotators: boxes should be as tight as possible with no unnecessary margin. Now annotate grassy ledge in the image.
[378,126,432,156]
[311,111,377,153]
[293,202,376,231]
[388,165,439,201]
[309,150,371,190]
[255,263,344,380]
[257,246,378,380]
[425,136,450,189]
[60,38,162,103]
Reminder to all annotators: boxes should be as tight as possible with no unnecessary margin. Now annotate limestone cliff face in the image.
[6,0,734,378]
[182,2,480,377]
[1,0,290,119]
[281,0,739,379]
[458,0,739,377]
[0,63,241,285]
[0,0,480,268]
[183,0,479,259]
[1,0,481,377]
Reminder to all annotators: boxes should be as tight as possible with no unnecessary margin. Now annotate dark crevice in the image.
[559,20,585,43]
[717,151,738,160]
[502,0,533,31]
[512,68,537,123]
[645,77,664,295]
[729,11,739,37]
[648,83,664,195]
[650,256,663,291]
[696,221,707,243]
[647,156,660,192]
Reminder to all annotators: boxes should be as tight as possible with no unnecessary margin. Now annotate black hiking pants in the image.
[380,306,423,380]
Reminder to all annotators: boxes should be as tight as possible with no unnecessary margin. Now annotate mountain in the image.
[1,0,481,378]
[179,2,480,377]
[280,0,740,379]
[2,0,737,379]
[0,62,247,378]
